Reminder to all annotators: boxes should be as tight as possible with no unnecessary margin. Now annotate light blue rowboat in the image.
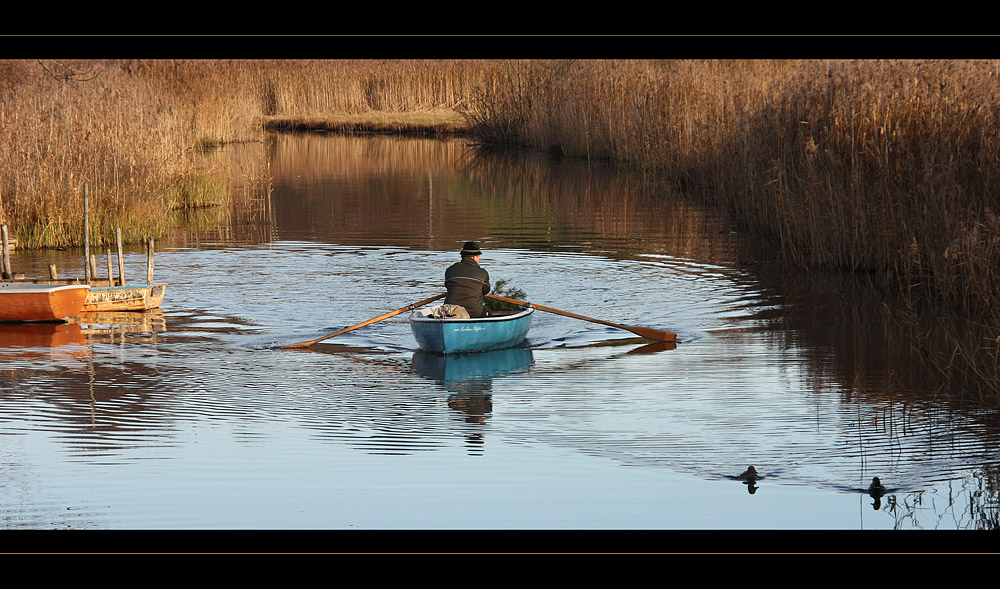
[409,305,534,354]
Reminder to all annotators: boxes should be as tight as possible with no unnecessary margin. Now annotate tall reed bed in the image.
[461,59,1000,397]
[6,58,997,311]
[0,59,495,250]
[463,60,1000,296]
[252,59,491,115]
[0,60,219,249]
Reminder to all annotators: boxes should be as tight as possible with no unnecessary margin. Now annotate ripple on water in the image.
[3,132,999,529]
[4,241,995,506]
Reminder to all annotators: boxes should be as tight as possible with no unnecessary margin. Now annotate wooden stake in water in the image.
[146,237,154,284]
[84,183,91,283]
[1,223,11,279]
[107,249,113,284]
[116,227,125,285]
[49,264,58,279]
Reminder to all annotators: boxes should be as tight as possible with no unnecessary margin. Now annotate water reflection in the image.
[412,348,534,395]
[209,133,752,263]
[2,133,1000,530]
[0,310,167,358]
[181,135,1000,527]
[0,323,88,359]
[74,310,168,339]
[410,348,534,450]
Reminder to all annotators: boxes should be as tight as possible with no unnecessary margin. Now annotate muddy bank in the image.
[263,110,469,135]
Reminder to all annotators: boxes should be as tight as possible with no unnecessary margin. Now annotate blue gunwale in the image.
[410,306,534,354]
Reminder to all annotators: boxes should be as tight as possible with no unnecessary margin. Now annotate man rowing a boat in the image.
[444,241,491,318]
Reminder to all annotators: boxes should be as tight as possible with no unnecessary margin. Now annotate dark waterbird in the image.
[867,477,887,496]
[738,466,760,481]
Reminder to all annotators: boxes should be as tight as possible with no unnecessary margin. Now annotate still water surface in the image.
[2,133,1000,539]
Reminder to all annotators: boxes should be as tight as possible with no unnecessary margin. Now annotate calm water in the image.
[2,133,1000,541]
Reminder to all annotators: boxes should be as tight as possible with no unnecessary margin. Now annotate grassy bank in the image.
[263,109,468,135]
[0,60,235,249]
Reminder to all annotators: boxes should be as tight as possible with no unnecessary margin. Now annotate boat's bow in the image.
[0,283,90,322]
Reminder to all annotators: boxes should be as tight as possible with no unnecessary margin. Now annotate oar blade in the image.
[627,325,677,343]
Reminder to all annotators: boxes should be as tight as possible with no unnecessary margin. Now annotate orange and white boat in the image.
[0,283,90,322]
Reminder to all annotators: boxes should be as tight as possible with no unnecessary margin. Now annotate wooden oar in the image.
[282,293,447,349]
[486,294,676,342]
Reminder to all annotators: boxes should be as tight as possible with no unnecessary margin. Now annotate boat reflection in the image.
[412,347,534,427]
[411,347,534,394]
[71,309,167,342]
[0,322,90,359]
[0,310,167,358]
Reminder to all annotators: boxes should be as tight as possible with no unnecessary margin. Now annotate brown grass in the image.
[462,60,1000,306]
[460,59,1000,398]
[0,59,494,249]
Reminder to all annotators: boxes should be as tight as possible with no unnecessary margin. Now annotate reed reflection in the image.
[219,133,998,405]
[748,264,1000,440]
[227,133,749,266]
[150,133,1000,526]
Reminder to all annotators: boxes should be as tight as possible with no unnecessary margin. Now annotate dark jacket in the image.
[444,258,490,317]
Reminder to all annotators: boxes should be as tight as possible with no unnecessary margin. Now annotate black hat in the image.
[461,241,482,256]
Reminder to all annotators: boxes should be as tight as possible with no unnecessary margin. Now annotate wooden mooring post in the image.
[106,249,114,284]
[116,227,125,286]
[84,183,91,283]
[146,237,154,284]
[1,223,11,279]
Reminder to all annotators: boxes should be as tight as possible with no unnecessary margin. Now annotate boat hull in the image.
[83,284,166,312]
[410,306,533,354]
[0,283,90,322]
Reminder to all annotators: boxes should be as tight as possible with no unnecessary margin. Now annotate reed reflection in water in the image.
[1,133,1000,532]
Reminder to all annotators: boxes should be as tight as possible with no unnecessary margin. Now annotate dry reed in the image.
[460,59,1000,398]
[463,60,1000,303]
[0,59,493,250]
